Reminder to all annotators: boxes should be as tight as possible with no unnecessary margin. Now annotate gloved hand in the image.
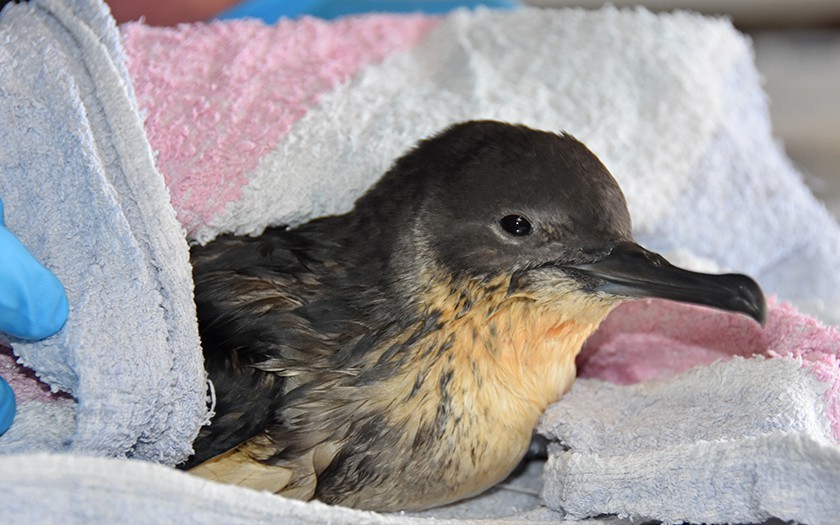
[0,198,69,340]
[0,198,69,436]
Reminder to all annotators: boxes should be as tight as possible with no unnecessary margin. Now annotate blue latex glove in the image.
[0,198,69,437]
[218,0,519,24]
[0,378,14,436]
[0,199,69,340]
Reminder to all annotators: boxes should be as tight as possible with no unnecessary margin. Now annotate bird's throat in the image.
[414,274,616,409]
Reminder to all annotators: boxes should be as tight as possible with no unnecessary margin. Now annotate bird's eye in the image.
[499,214,533,236]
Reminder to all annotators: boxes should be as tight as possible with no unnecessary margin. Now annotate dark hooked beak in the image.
[566,241,767,325]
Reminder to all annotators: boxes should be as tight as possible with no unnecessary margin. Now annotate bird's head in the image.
[354,120,766,326]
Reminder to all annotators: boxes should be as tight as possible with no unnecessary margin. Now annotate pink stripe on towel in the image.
[579,298,840,440]
[122,15,438,236]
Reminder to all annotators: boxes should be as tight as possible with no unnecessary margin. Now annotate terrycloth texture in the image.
[122,15,438,238]
[0,453,620,524]
[0,345,75,453]
[540,299,840,524]
[0,451,557,523]
[1,2,840,525]
[0,0,206,463]
[540,363,840,525]
[578,297,840,440]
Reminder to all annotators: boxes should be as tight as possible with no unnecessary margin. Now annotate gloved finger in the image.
[0,376,14,436]
[0,200,69,340]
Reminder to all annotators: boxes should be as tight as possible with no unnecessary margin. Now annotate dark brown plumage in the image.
[186,121,765,511]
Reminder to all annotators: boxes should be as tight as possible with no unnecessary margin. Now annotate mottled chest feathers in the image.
[317,274,617,509]
[190,273,615,511]
[404,274,616,415]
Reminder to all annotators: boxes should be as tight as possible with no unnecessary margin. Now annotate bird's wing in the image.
[187,227,376,466]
